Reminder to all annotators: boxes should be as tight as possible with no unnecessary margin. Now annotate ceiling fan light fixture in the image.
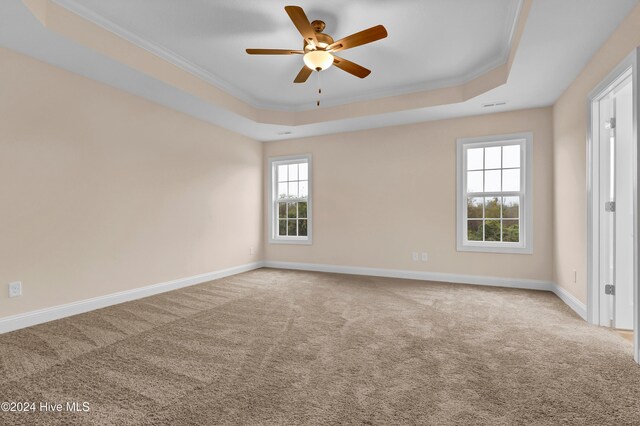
[246,6,387,84]
[303,50,333,71]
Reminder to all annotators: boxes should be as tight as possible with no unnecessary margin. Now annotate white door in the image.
[598,75,634,330]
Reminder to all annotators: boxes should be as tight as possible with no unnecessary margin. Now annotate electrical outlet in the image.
[421,252,428,262]
[249,247,255,255]
[9,281,22,298]
[412,252,419,261]
[573,270,577,283]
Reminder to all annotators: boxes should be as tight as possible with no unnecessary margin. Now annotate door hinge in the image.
[605,118,616,129]
[605,201,616,212]
[605,284,615,295]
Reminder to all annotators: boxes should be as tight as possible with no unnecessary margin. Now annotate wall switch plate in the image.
[421,253,428,262]
[412,252,419,261]
[9,281,22,298]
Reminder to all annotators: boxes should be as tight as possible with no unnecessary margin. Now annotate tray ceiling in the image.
[3,0,639,140]
[53,0,522,110]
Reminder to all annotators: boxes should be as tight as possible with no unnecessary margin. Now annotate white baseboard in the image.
[0,261,264,334]
[263,261,554,291]
[551,284,587,320]
[264,261,589,320]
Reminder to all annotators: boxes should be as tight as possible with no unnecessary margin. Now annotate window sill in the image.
[269,237,312,245]
[457,243,532,254]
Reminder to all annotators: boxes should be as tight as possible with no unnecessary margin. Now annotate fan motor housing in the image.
[304,20,334,51]
[304,33,334,51]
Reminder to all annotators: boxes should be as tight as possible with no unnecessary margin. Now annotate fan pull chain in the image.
[316,70,322,107]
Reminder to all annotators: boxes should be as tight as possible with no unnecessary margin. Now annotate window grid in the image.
[271,157,311,242]
[277,201,308,237]
[457,133,532,254]
[466,196,521,243]
[463,142,523,246]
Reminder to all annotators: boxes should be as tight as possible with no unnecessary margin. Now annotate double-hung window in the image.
[456,133,532,253]
[269,155,312,244]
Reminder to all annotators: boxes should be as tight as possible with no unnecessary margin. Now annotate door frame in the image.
[587,48,639,363]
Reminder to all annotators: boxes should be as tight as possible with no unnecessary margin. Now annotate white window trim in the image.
[456,132,533,254]
[268,154,313,245]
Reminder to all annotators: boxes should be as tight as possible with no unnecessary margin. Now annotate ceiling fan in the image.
[246,5,388,83]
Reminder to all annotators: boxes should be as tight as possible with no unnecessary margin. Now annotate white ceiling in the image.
[0,0,638,141]
[58,0,521,111]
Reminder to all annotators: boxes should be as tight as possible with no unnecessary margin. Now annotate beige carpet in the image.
[1,268,639,425]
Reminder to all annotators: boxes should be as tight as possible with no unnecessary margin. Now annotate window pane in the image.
[485,146,501,169]
[503,145,520,168]
[467,171,483,193]
[503,197,519,218]
[503,220,519,242]
[467,148,483,170]
[468,220,483,241]
[502,169,520,191]
[458,140,527,249]
[484,170,501,192]
[277,165,288,182]
[287,202,297,219]
[298,219,308,236]
[299,162,308,180]
[485,197,501,218]
[272,157,311,241]
[288,163,298,181]
[299,181,308,198]
[288,181,299,197]
[298,202,307,218]
[287,219,297,236]
[467,197,483,218]
[485,220,501,241]
[278,183,287,199]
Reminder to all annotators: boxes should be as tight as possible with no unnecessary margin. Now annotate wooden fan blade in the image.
[246,49,304,55]
[328,25,388,52]
[333,56,371,79]
[294,66,313,83]
[285,6,318,47]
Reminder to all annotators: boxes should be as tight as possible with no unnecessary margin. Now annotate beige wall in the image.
[553,4,640,304]
[264,108,554,282]
[0,47,263,318]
